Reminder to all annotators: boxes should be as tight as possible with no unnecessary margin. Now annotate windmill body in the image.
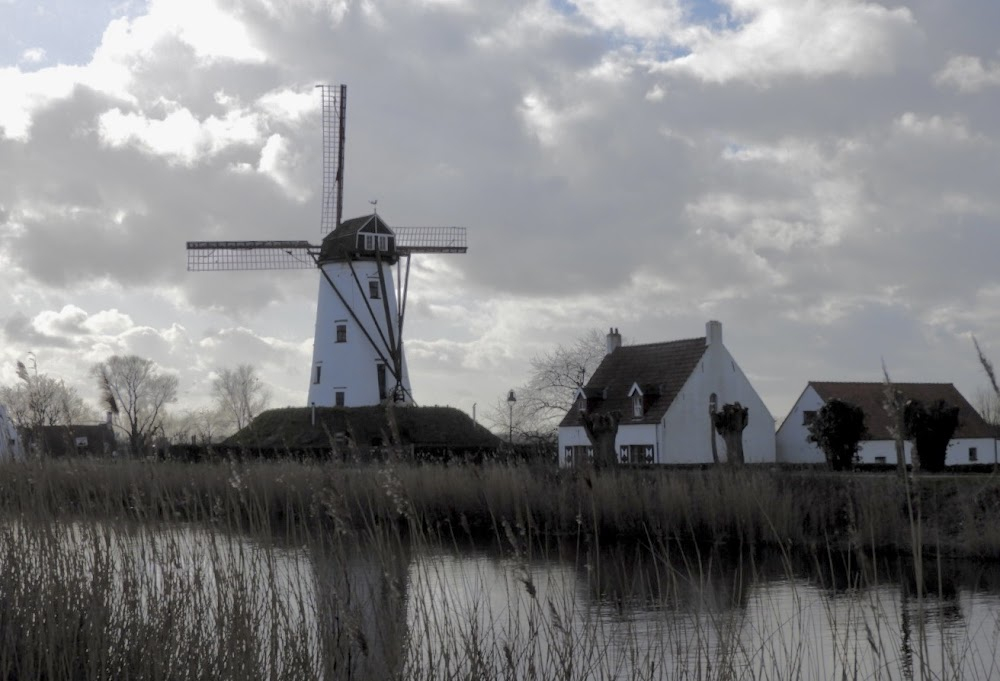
[186,85,466,410]
[307,215,411,407]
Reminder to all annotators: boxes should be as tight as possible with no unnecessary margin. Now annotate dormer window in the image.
[362,234,390,252]
[627,382,645,418]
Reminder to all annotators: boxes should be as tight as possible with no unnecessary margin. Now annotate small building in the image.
[0,404,24,461]
[776,382,997,466]
[558,322,776,465]
[31,423,117,458]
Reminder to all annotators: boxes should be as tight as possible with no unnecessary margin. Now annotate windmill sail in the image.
[186,241,317,271]
[318,84,346,235]
[393,226,467,253]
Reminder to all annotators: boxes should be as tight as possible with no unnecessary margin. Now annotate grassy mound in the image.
[227,404,500,451]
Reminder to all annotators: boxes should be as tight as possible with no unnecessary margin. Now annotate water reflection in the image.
[13,516,1000,680]
[403,539,1000,680]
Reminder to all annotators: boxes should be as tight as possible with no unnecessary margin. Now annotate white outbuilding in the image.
[557,322,776,466]
[776,382,998,466]
[0,404,24,461]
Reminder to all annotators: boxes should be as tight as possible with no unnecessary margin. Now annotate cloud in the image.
[651,0,919,84]
[1,0,999,427]
[935,54,1000,93]
[19,48,46,64]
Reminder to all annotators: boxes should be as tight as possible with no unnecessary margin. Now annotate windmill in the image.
[187,85,467,407]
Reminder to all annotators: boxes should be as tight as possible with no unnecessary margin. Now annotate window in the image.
[619,444,654,465]
[874,456,886,464]
[362,234,389,252]
[564,445,593,465]
[632,394,643,418]
[313,365,322,384]
[336,324,347,343]
[803,410,817,426]
[335,391,345,407]
[377,364,387,401]
[369,281,380,299]
[970,447,978,462]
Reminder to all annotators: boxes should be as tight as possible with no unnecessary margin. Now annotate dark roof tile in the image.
[560,337,707,427]
[809,382,995,440]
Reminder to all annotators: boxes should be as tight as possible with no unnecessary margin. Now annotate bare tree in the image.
[212,364,270,433]
[92,355,178,457]
[522,329,608,424]
[0,363,96,454]
[974,387,1000,429]
[484,329,608,440]
[162,408,228,445]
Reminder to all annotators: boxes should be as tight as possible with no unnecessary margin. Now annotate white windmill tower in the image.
[187,85,467,407]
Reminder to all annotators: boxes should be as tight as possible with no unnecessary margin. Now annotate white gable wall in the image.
[775,385,825,463]
[661,341,776,464]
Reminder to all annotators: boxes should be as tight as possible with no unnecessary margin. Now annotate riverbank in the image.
[2,459,998,557]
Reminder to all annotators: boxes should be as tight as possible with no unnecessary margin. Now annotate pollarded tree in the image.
[582,410,622,469]
[903,399,960,473]
[712,402,749,465]
[92,354,178,457]
[212,364,270,433]
[807,399,868,471]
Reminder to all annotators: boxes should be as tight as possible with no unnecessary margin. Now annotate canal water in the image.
[8,518,1000,679]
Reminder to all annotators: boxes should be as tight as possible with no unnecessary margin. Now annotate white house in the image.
[558,322,776,466]
[0,404,24,461]
[776,382,998,466]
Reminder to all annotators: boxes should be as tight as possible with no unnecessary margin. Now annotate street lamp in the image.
[506,389,516,444]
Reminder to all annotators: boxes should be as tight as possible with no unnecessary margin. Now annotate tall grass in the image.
[0,458,995,679]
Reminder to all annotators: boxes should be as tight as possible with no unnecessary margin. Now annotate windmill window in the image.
[336,324,347,343]
[377,364,387,401]
[335,391,345,407]
[313,365,322,384]
[369,281,380,299]
[362,234,389,252]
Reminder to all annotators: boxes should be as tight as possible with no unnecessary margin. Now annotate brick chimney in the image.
[606,327,622,355]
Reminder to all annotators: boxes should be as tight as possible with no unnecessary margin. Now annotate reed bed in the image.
[1,459,998,555]
[0,458,995,679]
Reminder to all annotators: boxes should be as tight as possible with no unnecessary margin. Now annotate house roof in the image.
[229,405,501,449]
[318,214,397,263]
[559,337,707,427]
[808,381,995,440]
[34,424,116,457]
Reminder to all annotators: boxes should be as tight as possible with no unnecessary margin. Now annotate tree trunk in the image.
[712,403,749,465]
[582,411,622,469]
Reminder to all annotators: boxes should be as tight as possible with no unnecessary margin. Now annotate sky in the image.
[2,0,1000,430]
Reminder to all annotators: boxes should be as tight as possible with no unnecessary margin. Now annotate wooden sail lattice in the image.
[187,227,466,271]
[186,241,317,271]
